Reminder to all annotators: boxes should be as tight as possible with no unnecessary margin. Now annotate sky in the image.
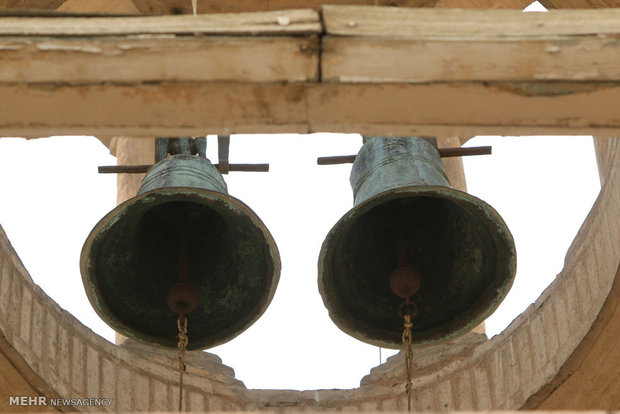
[0,133,601,390]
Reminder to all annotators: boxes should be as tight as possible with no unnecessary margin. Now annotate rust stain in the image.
[488,81,616,97]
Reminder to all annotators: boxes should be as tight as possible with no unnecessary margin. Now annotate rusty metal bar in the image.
[438,146,492,158]
[98,163,269,174]
[217,135,231,174]
[98,164,153,174]
[228,163,270,172]
[317,155,356,165]
[317,146,492,165]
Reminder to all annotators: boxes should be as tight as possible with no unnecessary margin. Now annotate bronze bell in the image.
[318,137,516,349]
[81,153,280,350]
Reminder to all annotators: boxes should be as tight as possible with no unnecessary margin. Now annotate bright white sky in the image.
[0,1,603,392]
[0,133,601,390]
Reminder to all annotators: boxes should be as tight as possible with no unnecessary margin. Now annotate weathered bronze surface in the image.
[81,155,280,350]
[318,137,516,349]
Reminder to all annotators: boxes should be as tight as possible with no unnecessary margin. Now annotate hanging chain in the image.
[402,313,414,411]
[177,316,189,412]
[399,299,417,412]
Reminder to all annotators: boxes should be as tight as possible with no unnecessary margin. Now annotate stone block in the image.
[487,349,506,408]
[529,313,549,376]
[359,401,378,411]
[570,260,591,324]
[498,338,521,407]
[188,391,205,412]
[552,281,571,356]
[19,285,32,344]
[86,346,100,397]
[57,325,72,395]
[150,379,170,411]
[540,301,559,362]
[72,337,85,394]
[101,357,117,406]
[609,187,620,250]
[171,382,190,412]
[584,252,602,308]
[0,256,10,322]
[31,299,44,360]
[472,361,492,409]
[592,211,617,280]
[435,379,453,411]
[508,389,525,409]
[132,374,150,411]
[7,277,22,337]
[208,396,224,411]
[455,368,475,410]
[224,400,241,411]
[44,311,58,374]
[117,367,132,411]
[562,268,586,337]
[416,387,434,411]
[379,397,397,411]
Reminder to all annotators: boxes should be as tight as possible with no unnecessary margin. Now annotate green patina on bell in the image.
[318,137,516,349]
[81,155,280,350]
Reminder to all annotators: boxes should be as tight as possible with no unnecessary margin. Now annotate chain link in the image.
[401,304,414,412]
[177,317,189,412]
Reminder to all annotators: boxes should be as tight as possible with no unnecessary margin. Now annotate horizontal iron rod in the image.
[317,146,492,165]
[438,146,492,158]
[98,164,152,174]
[98,163,269,174]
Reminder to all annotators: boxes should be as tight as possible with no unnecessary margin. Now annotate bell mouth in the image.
[318,185,516,349]
[81,187,281,350]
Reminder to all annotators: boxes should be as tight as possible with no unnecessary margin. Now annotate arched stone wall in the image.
[0,138,618,412]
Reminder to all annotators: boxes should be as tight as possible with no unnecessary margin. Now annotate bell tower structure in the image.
[0,0,619,412]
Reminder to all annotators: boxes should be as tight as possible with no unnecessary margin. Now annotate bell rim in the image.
[318,185,517,349]
[80,186,281,350]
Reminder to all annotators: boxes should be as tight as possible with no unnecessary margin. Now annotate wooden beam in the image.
[56,0,140,14]
[0,9,320,35]
[1,8,620,137]
[322,6,620,37]
[1,0,435,15]
[0,36,319,83]
[0,82,311,138]
[306,82,620,136]
[434,0,532,8]
[4,0,620,15]
[4,8,620,85]
[2,81,620,138]
[0,11,320,84]
[0,0,66,10]
[322,6,620,82]
[124,0,437,15]
[539,0,620,9]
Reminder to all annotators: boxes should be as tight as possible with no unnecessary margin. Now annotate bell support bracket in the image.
[99,135,269,174]
[317,137,491,165]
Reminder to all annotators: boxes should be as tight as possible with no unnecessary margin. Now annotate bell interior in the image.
[86,191,276,349]
[321,189,514,348]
